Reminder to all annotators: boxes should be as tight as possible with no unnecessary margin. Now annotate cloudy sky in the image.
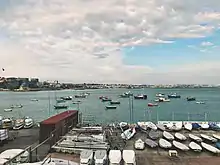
[0,0,220,84]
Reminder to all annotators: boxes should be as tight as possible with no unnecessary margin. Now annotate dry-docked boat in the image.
[137,122,157,131]
[213,134,220,140]
[149,130,161,140]
[94,150,107,165]
[121,128,136,140]
[200,123,209,129]
[200,134,217,142]
[80,150,93,165]
[13,119,24,130]
[134,139,145,150]
[189,142,202,152]
[159,138,172,149]
[173,141,189,151]
[145,138,158,148]
[169,122,182,131]
[156,124,166,131]
[174,133,187,141]
[123,150,136,165]
[184,123,192,131]
[163,131,174,140]
[201,142,220,154]
[188,134,202,142]
[109,150,121,165]
[148,103,158,107]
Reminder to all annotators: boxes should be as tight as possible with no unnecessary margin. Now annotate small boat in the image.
[163,131,174,140]
[56,99,65,103]
[102,97,112,102]
[99,96,106,99]
[196,101,205,104]
[94,150,107,165]
[119,91,133,98]
[192,123,201,129]
[60,96,72,100]
[4,108,12,112]
[110,100,120,104]
[209,123,220,131]
[75,94,86,98]
[184,123,192,131]
[134,94,147,100]
[156,124,166,131]
[72,100,82,104]
[13,119,24,130]
[30,99,38,101]
[168,93,181,98]
[148,103,158,107]
[119,122,128,130]
[147,122,157,130]
[188,134,202,142]
[175,133,187,141]
[149,130,161,140]
[105,105,117,110]
[200,123,209,129]
[216,142,220,149]
[189,142,202,152]
[213,134,220,140]
[122,150,136,165]
[173,141,189,151]
[187,97,196,101]
[109,150,121,165]
[201,142,220,153]
[24,117,34,129]
[11,104,23,108]
[201,134,217,142]
[2,118,13,129]
[80,150,93,165]
[134,139,145,150]
[121,128,136,140]
[156,93,165,97]
[137,122,157,131]
[145,138,158,148]
[154,97,170,102]
[159,138,172,149]
[169,122,182,131]
[54,104,68,109]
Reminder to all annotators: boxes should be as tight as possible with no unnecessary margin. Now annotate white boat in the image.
[156,93,165,97]
[109,150,121,165]
[155,97,170,102]
[200,134,217,142]
[4,108,12,112]
[159,138,172,149]
[137,122,157,131]
[200,123,209,129]
[201,142,220,154]
[121,128,136,140]
[122,150,136,165]
[80,150,93,165]
[13,119,24,130]
[119,122,128,128]
[145,138,158,148]
[2,118,13,129]
[163,131,174,140]
[0,149,29,163]
[11,104,23,108]
[31,99,38,101]
[169,122,182,131]
[134,139,145,150]
[24,117,34,129]
[173,141,189,151]
[174,133,187,141]
[156,124,165,131]
[188,134,202,142]
[196,101,205,104]
[189,142,202,152]
[94,150,107,165]
[184,123,192,131]
[149,130,161,140]
[165,122,173,129]
[213,134,220,140]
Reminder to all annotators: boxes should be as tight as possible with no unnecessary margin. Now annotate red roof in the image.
[41,110,78,125]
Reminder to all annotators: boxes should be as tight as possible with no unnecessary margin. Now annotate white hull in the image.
[173,141,189,151]
[175,133,187,141]
[163,131,174,140]
[213,134,220,140]
[188,134,202,142]
[159,138,172,149]
[156,124,165,131]
[184,123,192,131]
[134,139,145,150]
[200,134,217,142]
[189,142,202,152]
[121,128,136,140]
[4,109,12,112]
[200,123,209,129]
[201,142,220,153]
[169,122,182,131]
[13,124,24,130]
[119,122,128,128]
[137,122,157,130]
[24,122,34,129]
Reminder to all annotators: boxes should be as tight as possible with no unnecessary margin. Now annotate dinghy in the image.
[184,123,192,131]
[201,134,217,142]
[119,122,128,129]
[209,123,220,131]
[173,141,189,151]
[163,131,174,140]
[201,142,220,154]
[189,142,202,152]
[156,124,165,131]
[175,133,187,141]
[147,122,157,130]
[149,130,161,140]
[192,123,201,129]
[213,134,220,141]
[121,128,136,140]
[145,138,158,148]
[166,122,173,129]
[169,122,182,131]
[137,122,157,131]
[159,138,172,149]
[200,123,209,129]
[134,139,145,150]
[188,134,202,142]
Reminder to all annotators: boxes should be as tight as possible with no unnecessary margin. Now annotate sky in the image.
[0,0,220,84]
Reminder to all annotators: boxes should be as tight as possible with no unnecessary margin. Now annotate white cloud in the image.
[0,0,220,83]
[201,41,214,46]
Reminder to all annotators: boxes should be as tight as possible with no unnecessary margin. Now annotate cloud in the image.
[0,0,220,83]
[201,41,214,46]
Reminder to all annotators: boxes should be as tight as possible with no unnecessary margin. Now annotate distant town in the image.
[0,77,219,92]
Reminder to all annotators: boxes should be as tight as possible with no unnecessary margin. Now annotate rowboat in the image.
[159,138,172,149]
[189,142,202,152]
[156,124,165,131]
[163,131,174,140]
[145,138,158,148]
[173,141,189,151]
[201,142,220,154]
[213,134,220,140]
[121,128,136,140]
[188,134,202,142]
[149,130,161,140]
[200,134,217,142]
[184,123,192,131]
[134,139,145,150]
[174,133,187,141]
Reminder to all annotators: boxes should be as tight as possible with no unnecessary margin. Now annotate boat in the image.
[149,130,161,140]
[110,100,120,104]
[11,104,23,108]
[134,94,147,100]
[154,97,170,102]
[200,123,209,129]
[184,123,192,131]
[200,134,217,142]
[60,96,72,100]
[13,119,24,130]
[4,108,12,112]
[122,150,136,165]
[105,105,117,110]
[94,150,107,165]
[102,97,112,102]
[189,142,202,152]
[156,93,165,97]
[0,149,29,163]
[201,142,220,154]
[187,97,196,101]
[156,124,166,131]
[213,134,220,140]
[168,93,181,98]
[72,100,82,104]
[137,122,157,131]
[216,142,220,149]
[0,129,8,143]
[75,94,86,98]
[188,134,202,142]
[54,104,68,109]
[80,150,93,165]
[134,139,145,150]
[174,133,187,141]
[169,122,182,131]
[121,128,136,140]
[196,101,205,104]
[2,118,13,129]
[30,99,38,101]
[148,103,158,107]
[192,123,201,129]
[159,138,172,149]
[145,138,158,148]
[56,99,65,103]
[209,123,220,131]
[119,122,128,129]
[163,131,174,140]
[24,117,34,129]
[173,140,189,151]
[119,91,133,98]
[109,150,121,165]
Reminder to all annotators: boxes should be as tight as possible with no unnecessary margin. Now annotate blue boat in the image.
[209,123,220,131]
[192,123,201,129]
[216,142,220,149]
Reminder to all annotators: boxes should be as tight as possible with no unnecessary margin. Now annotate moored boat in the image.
[110,100,120,104]
[105,105,117,110]
[60,96,72,100]
[159,138,172,149]
[196,101,205,104]
[134,94,147,100]
[4,108,12,112]
[156,93,165,97]
[102,97,112,102]
[56,99,65,103]
[201,142,220,154]
[189,142,202,152]
[188,134,202,142]
[54,104,68,109]
[75,94,86,98]
[168,93,181,98]
[2,118,13,129]
[154,97,170,102]
[134,139,145,150]
[175,133,187,141]
[30,99,38,101]
[148,103,158,107]
[145,138,158,148]
[149,130,161,140]
[119,91,133,98]
[121,128,136,140]
[200,134,217,142]
[187,97,196,101]
[169,122,182,131]
[173,140,189,151]
[163,131,174,140]
[11,104,23,108]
